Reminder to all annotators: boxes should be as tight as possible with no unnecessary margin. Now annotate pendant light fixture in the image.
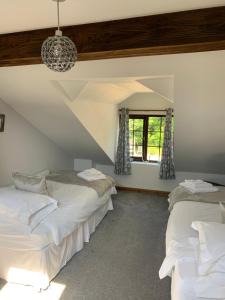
[41,0,77,72]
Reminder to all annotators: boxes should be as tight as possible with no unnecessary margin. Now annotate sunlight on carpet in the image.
[0,282,66,300]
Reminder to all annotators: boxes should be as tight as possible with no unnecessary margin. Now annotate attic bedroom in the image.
[0,1,225,299]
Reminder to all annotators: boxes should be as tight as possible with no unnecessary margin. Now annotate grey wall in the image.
[0,99,73,186]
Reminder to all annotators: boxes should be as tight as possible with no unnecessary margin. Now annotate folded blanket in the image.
[179,180,218,193]
[77,168,106,181]
[184,179,211,186]
[168,186,225,211]
[46,170,115,197]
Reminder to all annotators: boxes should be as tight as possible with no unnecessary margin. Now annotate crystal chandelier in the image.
[41,0,77,72]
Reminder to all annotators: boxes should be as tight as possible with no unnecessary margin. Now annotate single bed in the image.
[0,171,116,289]
[166,201,222,300]
[159,182,225,300]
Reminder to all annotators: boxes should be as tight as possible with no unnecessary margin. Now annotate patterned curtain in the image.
[114,108,132,175]
[159,108,175,179]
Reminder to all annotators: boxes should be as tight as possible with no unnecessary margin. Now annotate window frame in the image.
[129,114,166,163]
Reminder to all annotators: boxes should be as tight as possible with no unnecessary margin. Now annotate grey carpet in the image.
[0,191,171,300]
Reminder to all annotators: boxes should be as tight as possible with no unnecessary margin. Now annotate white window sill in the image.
[131,161,160,166]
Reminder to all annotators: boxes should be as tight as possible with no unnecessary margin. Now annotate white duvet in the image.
[160,235,225,299]
[192,221,225,299]
[160,201,225,300]
[35,181,115,245]
[0,181,116,249]
[0,187,57,231]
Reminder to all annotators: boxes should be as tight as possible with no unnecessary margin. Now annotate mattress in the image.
[0,182,116,289]
[166,201,222,300]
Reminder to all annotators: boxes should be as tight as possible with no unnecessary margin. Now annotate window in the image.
[129,114,173,163]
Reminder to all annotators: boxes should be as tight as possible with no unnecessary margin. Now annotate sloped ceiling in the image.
[0,67,115,164]
[0,0,225,34]
[56,79,152,104]
[139,77,174,103]
[0,65,173,166]
[0,50,224,174]
[55,77,173,104]
[53,77,172,163]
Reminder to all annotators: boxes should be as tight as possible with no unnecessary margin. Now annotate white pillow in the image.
[12,172,48,194]
[0,187,57,226]
[192,221,225,275]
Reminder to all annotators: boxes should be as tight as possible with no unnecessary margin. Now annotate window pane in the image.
[133,145,143,157]
[148,132,160,146]
[129,117,144,159]
[129,145,134,155]
[148,117,161,131]
[147,147,160,162]
[129,115,173,162]
[134,131,143,146]
[133,119,144,131]
[159,147,163,160]
[129,119,134,131]
[129,130,133,147]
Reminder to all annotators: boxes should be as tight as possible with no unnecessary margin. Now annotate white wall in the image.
[67,100,118,163]
[74,158,225,192]
[0,99,73,186]
[74,158,93,171]
[0,68,114,165]
[95,162,225,192]
[69,51,225,174]
[1,50,225,175]
[72,48,225,191]
[120,92,173,110]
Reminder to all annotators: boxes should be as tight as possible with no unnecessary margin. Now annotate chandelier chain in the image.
[57,0,60,31]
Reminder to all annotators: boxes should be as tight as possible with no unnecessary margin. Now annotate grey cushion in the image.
[12,172,48,194]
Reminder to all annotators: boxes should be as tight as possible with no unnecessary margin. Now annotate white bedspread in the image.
[0,181,116,249]
[161,201,223,300]
[166,201,222,249]
[35,181,115,245]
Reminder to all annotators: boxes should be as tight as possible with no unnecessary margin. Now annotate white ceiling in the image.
[0,0,225,34]
[55,77,174,104]
[56,79,153,104]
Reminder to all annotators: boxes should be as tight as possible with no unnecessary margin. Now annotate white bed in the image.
[163,201,222,300]
[0,180,116,289]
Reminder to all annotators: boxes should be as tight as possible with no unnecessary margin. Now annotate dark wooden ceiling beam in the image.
[0,6,225,67]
